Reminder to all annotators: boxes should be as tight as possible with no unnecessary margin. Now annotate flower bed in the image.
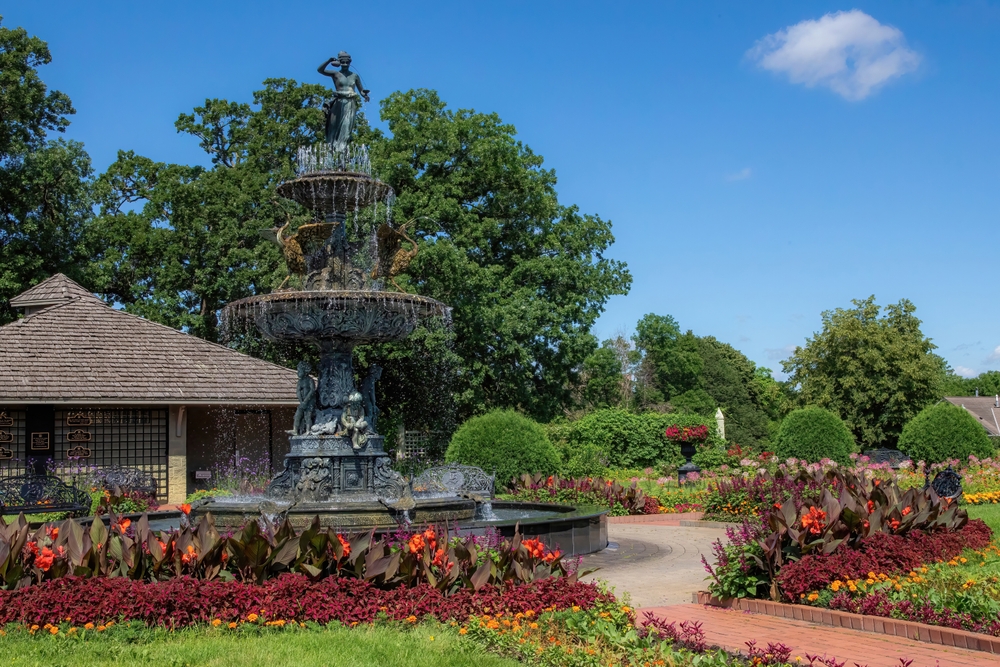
[0,512,569,593]
[0,574,606,628]
[507,474,650,516]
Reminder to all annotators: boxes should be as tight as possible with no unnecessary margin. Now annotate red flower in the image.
[901,506,911,516]
[35,547,55,572]
[521,539,545,559]
[800,507,827,535]
[179,503,191,515]
[890,519,901,530]
[337,534,351,558]
[866,500,875,513]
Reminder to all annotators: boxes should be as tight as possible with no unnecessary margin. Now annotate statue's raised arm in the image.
[318,57,340,77]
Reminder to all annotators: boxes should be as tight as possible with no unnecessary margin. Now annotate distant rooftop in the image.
[0,275,297,405]
[943,396,1000,437]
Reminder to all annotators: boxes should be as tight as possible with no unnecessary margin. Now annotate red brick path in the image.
[639,604,999,666]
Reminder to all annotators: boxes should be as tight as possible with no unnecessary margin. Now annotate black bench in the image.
[0,474,91,516]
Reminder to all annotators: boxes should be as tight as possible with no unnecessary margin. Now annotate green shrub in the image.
[774,407,855,465]
[562,443,609,478]
[691,443,729,469]
[445,410,561,487]
[897,401,995,463]
[564,409,714,468]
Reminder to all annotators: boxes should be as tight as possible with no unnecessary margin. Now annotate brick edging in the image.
[609,513,704,524]
[691,592,1000,654]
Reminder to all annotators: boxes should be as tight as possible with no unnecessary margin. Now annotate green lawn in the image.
[0,623,520,667]
[967,503,1000,537]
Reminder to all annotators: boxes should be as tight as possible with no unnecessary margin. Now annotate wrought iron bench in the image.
[93,466,157,496]
[0,474,92,516]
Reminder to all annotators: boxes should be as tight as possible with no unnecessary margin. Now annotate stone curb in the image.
[692,591,1000,655]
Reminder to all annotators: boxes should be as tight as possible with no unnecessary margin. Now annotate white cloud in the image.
[747,10,920,101]
[987,346,1000,362]
[955,365,978,378]
[727,167,752,181]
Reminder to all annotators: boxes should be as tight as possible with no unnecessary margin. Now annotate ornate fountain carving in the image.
[222,54,448,506]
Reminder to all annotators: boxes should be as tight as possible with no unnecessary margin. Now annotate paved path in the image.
[580,522,727,607]
[641,604,998,667]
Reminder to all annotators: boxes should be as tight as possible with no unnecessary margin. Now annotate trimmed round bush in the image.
[445,410,560,487]
[898,401,995,464]
[774,407,855,465]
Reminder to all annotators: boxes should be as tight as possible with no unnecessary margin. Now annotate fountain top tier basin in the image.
[223,290,451,345]
[276,171,393,214]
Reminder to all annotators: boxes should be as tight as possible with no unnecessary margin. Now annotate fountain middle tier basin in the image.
[276,171,394,213]
[224,290,450,345]
[191,500,608,556]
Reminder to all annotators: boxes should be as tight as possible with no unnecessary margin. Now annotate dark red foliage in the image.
[642,496,661,515]
[776,520,992,600]
[638,613,707,651]
[828,591,1000,637]
[0,574,608,627]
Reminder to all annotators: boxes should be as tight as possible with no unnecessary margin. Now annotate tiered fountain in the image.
[197,54,608,554]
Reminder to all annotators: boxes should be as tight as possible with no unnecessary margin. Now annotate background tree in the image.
[365,90,632,423]
[0,19,92,323]
[87,83,631,430]
[782,296,945,449]
[580,333,637,410]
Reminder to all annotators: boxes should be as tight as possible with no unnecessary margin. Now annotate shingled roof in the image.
[944,397,1000,437]
[0,276,298,404]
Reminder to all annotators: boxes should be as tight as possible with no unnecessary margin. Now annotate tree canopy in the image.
[781,296,945,449]
[84,82,630,428]
[0,19,92,324]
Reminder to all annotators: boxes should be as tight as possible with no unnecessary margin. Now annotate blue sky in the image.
[8,1,1000,379]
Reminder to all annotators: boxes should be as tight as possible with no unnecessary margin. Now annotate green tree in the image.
[633,313,702,404]
[0,19,92,323]
[87,79,327,339]
[696,336,771,448]
[897,401,995,463]
[88,83,630,428]
[367,90,631,422]
[782,296,945,449]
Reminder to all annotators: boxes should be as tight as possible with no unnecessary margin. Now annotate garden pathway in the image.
[580,518,727,607]
[639,604,999,666]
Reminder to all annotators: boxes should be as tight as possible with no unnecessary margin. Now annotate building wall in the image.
[185,405,294,496]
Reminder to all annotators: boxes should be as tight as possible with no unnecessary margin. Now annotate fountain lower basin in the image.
[191,499,608,556]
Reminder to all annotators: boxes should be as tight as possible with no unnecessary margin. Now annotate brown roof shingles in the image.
[0,278,298,404]
[9,273,98,307]
[943,396,1000,436]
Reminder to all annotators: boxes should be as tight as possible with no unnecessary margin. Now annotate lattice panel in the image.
[0,409,27,480]
[54,408,168,500]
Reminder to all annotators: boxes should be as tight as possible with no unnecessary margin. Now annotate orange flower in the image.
[334,534,350,557]
[408,534,425,555]
[179,503,191,515]
[181,544,197,565]
[800,507,827,535]
[35,547,55,572]
[901,506,911,516]
[228,621,237,629]
[247,613,259,623]
[115,519,131,533]
[866,500,875,513]
[84,622,94,630]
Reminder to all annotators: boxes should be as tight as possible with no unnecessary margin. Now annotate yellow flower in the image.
[48,627,58,635]
[228,622,238,629]
[428,635,435,641]
[247,613,259,623]
[84,623,94,630]
[211,619,222,627]
[621,606,631,613]
[406,615,418,624]
[572,605,581,612]
[459,627,467,635]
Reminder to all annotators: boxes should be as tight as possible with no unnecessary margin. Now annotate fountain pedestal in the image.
[267,434,397,503]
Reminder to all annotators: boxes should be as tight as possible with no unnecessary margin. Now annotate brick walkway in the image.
[640,604,998,667]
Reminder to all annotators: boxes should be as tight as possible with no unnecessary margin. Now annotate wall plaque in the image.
[0,431,12,443]
[66,412,92,426]
[66,429,92,442]
[66,445,92,458]
[0,446,12,460]
[0,412,12,427]
[194,470,212,480]
[30,432,50,451]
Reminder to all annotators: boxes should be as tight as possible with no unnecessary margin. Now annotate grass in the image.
[967,503,1000,538]
[0,622,520,667]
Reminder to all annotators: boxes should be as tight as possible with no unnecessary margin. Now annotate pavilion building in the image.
[0,274,298,504]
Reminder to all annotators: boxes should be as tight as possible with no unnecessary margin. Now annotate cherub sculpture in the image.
[336,391,370,450]
[372,220,419,292]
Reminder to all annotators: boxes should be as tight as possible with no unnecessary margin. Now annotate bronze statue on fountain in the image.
[218,53,450,524]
